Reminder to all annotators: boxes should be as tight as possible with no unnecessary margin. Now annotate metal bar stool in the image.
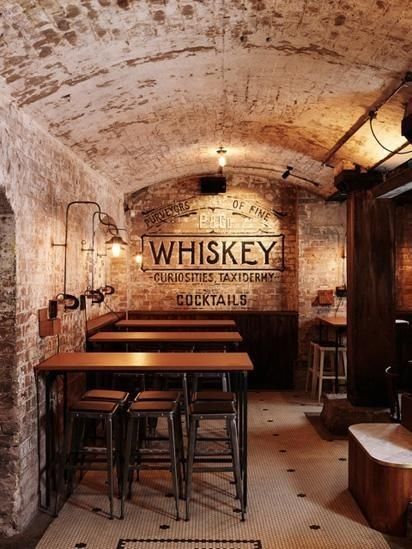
[134,391,185,463]
[120,400,183,521]
[313,343,347,402]
[59,399,120,519]
[81,389,130,483]
[185,400,244,521]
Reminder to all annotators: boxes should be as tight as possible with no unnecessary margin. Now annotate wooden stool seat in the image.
[191,401,236,415]
[82,389,129,404]
[129,400,177,414]
[134,390,181,402]
[71,400,118,414]
[192,391,235,402]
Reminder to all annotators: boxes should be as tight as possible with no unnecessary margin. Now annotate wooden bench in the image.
[86,312,125,338]
[348,394,412,536]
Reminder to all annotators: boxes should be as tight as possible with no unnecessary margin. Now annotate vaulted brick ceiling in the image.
[1,0,412,196]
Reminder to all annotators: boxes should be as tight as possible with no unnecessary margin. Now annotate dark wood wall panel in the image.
[128,310,298,389]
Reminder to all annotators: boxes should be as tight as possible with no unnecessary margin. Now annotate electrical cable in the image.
[369,115,412,155]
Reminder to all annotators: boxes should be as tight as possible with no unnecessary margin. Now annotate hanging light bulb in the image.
[135,253,143,266]
[105,234,128,257]
[112,242,121,257]
[216,146,227,169]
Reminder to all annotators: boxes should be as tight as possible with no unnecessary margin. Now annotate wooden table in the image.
[317,316,347,392]
[115,319,237,330]
[88,330,243,349]
[36,351,253,513]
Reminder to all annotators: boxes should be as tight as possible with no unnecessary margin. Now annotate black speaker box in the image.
[200,175,226,194]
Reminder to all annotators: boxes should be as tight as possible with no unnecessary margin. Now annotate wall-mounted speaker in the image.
[200,176,226,194]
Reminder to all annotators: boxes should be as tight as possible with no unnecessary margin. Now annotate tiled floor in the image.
[35,392,398,549]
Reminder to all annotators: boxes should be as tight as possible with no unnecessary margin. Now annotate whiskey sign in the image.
[141,233,285,271]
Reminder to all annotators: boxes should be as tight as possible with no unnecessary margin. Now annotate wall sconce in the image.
[52,201,122,310]
[106,234,128,257]
[135,253,143,267]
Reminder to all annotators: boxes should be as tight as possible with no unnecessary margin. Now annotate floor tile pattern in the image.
[36,392,390,549]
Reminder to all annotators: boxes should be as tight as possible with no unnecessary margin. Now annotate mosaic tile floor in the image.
[36,392,392,549]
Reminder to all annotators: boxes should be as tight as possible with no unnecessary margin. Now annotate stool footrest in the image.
[193,466,235,473]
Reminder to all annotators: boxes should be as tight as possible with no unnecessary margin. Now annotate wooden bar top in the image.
[115,319,236,329]
[88,331,242,343]
[317,315,347,328]
[36,352,253,373]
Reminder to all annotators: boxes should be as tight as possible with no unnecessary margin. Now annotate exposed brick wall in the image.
[395,203,412,311]
[0,196,17,532]
[297,192,347,364]
[0,92,124,535]
[116,174,298,312]
[113,178,346,371]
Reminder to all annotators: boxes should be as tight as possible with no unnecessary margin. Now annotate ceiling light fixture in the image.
[282,166,293,179]
[216,146,227,170]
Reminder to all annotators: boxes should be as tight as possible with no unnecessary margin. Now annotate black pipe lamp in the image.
[106,234,128,257]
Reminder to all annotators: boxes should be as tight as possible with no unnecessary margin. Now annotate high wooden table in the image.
[317,316,347,392]
[115,319,237,330]
[35,352,253,513]
[88,330,243,350]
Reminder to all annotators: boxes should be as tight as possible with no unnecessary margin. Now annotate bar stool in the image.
[191,373,231,393]
[305,341,318,394]
[134,390,184,447]
[191,391,236,442]
[81,389,130,474]
[120,400,183,521]
[82,389,129,405]
[312,343,347,402]
[60,399,120,519]
[185,400,244,521]
[141,375,191,437]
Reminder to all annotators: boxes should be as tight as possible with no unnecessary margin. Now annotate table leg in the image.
[45,373,53,508]
[239,371,248,512]
[334,329,339,393]
[36,373,42,508]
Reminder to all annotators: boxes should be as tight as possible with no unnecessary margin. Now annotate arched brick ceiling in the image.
[1,0,412,196]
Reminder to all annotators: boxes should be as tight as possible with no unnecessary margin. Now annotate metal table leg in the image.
[239,371,248,512]
[334,328,339,393]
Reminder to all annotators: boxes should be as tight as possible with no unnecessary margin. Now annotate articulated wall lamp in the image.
[53,200,122,310]
[82,210,119,299]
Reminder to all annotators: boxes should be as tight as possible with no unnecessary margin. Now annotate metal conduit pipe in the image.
[322,72,412,167]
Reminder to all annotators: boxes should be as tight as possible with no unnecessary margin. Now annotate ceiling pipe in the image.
[226,164,321,186]
[322,72,412,167]
[368,140,411,171]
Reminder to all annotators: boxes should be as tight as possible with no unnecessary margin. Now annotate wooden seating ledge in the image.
[348,393,412,537]
[86,311,125,337]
